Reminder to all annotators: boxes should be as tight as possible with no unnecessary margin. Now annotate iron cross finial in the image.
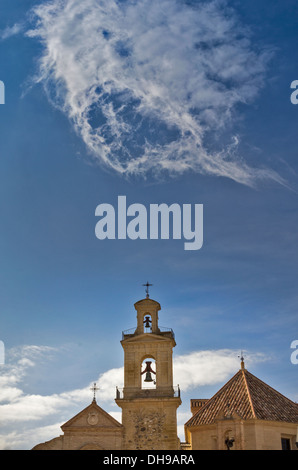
[238,351,245,369]
[143,282,153,298]
[90,382,100,402]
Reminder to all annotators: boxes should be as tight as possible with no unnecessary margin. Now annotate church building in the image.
[32,290,298,451]
[184,357,298,450]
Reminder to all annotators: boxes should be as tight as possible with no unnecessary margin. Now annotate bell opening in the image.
[143,314,152,333]
[141,359,156,389]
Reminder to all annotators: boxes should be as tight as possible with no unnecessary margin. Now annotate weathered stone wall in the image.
[188,419,298,450]
[120,398,181,450]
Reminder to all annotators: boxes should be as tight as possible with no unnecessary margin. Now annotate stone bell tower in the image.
[115,285,181,450]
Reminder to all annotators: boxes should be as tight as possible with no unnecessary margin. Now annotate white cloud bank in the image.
[0,344,267,449]
[25,0,283,186]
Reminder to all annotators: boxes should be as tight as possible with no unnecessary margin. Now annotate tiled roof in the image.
[185,367,298,427]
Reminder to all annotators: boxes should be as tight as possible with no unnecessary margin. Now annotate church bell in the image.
[143,316,152,329]
[141,361,156,383]
[144,371,154,382]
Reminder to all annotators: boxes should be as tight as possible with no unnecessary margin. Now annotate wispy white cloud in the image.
[0,23,23,40]
[25,0,283,186]
[0,344,267,449]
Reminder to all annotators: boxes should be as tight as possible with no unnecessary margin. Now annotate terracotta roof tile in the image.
[185,368,298,427]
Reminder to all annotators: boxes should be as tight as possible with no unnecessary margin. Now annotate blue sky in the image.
[0,0,298,449]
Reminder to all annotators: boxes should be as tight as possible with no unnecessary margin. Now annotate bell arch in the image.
[143,313,152,333]
[141,357,156,389]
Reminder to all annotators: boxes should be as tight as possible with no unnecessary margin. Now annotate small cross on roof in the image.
[143,281,153,298]
[90,382,100,403]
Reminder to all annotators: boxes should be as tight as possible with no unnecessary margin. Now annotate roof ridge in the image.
[185,369,244,427]
[243,369,298,406]
[241,369,256,418]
